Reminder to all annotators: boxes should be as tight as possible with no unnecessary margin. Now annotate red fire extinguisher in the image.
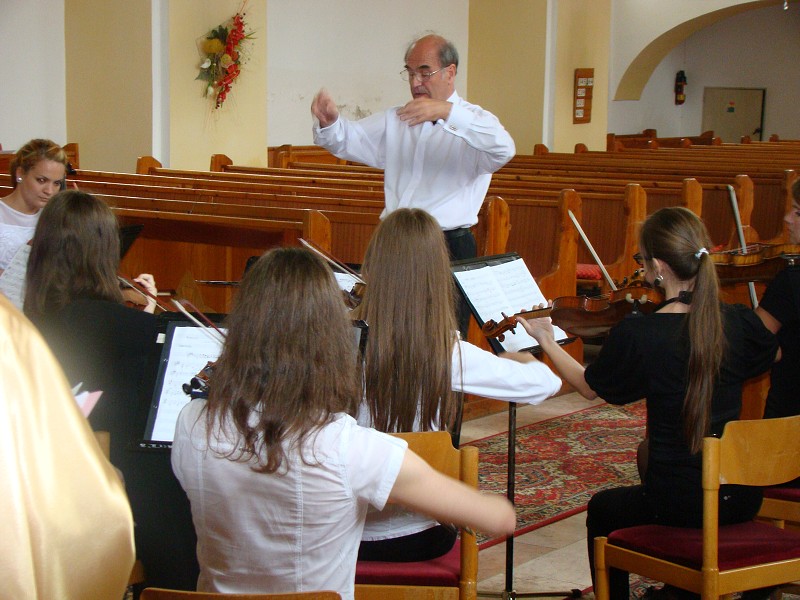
[675,70,687,105]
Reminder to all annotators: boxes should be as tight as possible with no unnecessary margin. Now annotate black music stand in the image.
[450,254,582,599]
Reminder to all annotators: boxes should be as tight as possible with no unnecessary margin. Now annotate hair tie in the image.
[694,248,709,259]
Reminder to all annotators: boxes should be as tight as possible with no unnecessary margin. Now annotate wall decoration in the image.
[196,3,255,109]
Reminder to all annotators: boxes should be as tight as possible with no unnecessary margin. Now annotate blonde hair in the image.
[10,139,68,188]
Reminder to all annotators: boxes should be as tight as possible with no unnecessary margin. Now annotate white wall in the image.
[266,0,469,145]
[684,3,800,139]
[0,0,67,150]
[607,2,800,138]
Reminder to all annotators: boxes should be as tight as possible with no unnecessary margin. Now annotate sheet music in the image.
[148,325,225,442]
[0,244,30,310]
[334,272,360,292]
[453,258,568,352]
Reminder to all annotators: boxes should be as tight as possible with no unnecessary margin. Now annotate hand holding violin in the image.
[515,303,557,346]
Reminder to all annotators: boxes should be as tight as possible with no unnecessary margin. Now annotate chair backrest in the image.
[701,415,800,571]
[391,431,477,486]
[705,415,800,490]
[140,588,342,600]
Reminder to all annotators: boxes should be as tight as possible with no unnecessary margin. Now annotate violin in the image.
[712,243,800,285]
[482,279,664,341]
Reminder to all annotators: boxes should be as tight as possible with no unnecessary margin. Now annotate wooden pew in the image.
[267,144,349,168]
[111,203,330,314]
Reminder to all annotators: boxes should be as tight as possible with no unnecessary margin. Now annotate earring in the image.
[654,273,664,286]
[16,177,22,182]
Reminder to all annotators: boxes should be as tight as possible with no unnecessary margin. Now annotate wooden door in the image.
[702,87,765,143]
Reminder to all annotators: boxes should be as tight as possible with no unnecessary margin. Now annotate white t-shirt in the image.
[0,201,38,270]
[357,338,562,540]
[172,401,406,600]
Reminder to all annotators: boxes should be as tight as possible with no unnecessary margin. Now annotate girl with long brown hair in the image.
[518,207,778,600]
[353,208,561,561]
[22,190,170,586]
[171,247,515,598]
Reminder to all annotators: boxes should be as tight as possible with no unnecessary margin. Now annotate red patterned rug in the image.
[467,400,647,548]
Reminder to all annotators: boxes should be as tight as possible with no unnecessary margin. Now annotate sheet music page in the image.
[0,243,30,310]
[333,272,360,292]
[149,325,225,442]
[453,258,567,352]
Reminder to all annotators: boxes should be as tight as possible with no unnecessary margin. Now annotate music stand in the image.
[450,254,581,599]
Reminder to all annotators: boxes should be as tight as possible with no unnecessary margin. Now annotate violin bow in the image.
[299,238,365,284]
[567,210,617,292]
[727,185,759,309]
[171,298,226,344]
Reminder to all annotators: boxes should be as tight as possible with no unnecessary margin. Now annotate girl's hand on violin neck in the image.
[516,315,555,345]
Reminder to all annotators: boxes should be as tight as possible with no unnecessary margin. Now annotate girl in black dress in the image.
[517,207,778,600]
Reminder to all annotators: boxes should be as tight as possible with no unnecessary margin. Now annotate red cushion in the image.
[354,539,461,587]
[608,521,800,570]
[577,264,602,280]
[764,487,800,502]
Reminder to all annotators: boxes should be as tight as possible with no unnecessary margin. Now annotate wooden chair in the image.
[759,487,800,531]
[140,589,341,599]
[594,415,800,600]
[354,431,479,600]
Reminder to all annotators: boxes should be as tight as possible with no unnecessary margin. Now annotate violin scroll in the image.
[483,280,664,342]
[183,360,216,399]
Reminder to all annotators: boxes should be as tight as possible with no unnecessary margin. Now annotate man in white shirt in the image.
[311,33,515,262]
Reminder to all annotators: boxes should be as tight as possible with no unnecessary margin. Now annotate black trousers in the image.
[444,228,477,339]
[357,524,458,562]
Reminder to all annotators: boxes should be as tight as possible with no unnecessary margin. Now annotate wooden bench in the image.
[111,204,330,314]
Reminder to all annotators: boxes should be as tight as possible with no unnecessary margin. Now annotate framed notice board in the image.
[573,68,594,124]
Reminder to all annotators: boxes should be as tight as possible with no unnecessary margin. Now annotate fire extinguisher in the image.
[675,70,687,105]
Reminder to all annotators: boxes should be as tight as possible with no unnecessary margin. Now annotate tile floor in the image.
[460,391,604,598]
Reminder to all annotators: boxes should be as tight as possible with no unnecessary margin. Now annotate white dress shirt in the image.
[357,338,561,541]
[172,403,406,600]
[313,91,515,229]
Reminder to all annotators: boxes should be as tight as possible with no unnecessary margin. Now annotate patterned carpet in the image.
[467,400,647,547]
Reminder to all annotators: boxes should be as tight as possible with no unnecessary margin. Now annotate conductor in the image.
[311,33,515,261]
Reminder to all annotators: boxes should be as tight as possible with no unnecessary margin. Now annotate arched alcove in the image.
[614,0,787,101]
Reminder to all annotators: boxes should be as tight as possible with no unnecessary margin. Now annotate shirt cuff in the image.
[443,102,473,135]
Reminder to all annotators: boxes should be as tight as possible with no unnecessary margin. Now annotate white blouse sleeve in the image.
[451,339,562,405]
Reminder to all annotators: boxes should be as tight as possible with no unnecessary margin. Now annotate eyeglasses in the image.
[400,66,447,82]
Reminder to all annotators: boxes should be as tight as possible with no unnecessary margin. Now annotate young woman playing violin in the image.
[517,207,778,600]
[755,179,800,419]
[352,208,561,562]
[171,247,515,597]
[23,190,172,583]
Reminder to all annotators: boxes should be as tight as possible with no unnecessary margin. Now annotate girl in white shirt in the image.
[353,208,561,561]
[171,247,514,599]
[1,139,68,271]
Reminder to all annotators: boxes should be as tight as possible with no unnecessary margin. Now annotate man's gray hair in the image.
[405,34,459,70]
